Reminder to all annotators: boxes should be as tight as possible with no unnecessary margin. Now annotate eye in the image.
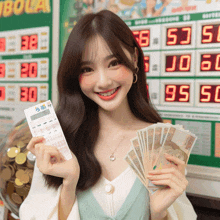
[81,67,93,73]
[109,59,121,68]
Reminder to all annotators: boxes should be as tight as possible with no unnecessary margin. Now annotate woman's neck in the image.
[98,98,138,134]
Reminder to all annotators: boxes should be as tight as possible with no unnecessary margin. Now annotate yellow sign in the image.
[0,0,51,17]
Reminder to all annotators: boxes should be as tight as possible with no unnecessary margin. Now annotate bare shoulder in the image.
[125,120,153,140]
[127,119,154,137]
[134,120,154,130]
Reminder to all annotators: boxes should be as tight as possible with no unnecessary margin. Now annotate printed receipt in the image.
[24,100,72,161]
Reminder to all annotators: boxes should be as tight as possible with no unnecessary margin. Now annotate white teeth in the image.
[99,88,117,96]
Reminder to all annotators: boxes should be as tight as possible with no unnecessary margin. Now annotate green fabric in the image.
[77,178,150,220]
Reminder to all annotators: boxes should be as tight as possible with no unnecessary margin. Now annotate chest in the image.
[77,177,150,220]
[94,132,136,181]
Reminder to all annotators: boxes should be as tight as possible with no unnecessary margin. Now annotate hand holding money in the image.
[124,123,197,194]
[124,123,197,218]
[148,153,188,218]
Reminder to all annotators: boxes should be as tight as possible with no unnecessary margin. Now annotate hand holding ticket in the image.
[24,100,72,161]
[124,123,197,194]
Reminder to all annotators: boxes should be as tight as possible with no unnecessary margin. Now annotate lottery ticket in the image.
[24,100,72,161]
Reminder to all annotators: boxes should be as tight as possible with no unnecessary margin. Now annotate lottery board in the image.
[0,0,58,142]
[124,11,220,168]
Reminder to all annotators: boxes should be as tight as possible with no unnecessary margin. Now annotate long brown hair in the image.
[43,10,162,191]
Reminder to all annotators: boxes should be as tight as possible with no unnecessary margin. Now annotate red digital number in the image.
[0,38,6,52]
[21,36,29,50]
[200,85,220,103]
[0,87,5,101]
[201,54,220,71]
[165,84,190,102]
[179,85,190,102]
[21,62,38,78]
[29,35,38,50]
[144,56,149,72]
[166,27,191,46]
[166,54,191,72]
[202,24,220,44]
[133,30,150,47]
[20,87,37,102]
[166,85,176,101]
[0,64,5,78]
[167,28,177,45]
[21,34,38,50]
[181,27,191,45]
[215,86,220,102]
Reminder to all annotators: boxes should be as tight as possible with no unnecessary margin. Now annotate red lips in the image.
[96,87,120,101]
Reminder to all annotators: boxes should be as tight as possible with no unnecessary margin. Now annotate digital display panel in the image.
[21,34,38,50]
[0,38,5,52]
[132,29,150,47]
[201,24,220,44]
[144,56,149,72]
[200,54,220,71]
[21,62,38,78]
[200,85,220,103]
[20,87,37,102]
[166,54,191,72]
[166,27,191,46]
[165,84,190,102]
[0,64,5,78]
[0,87,5,101]
[30,109,50,121]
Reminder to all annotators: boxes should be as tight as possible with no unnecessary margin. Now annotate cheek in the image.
[113,66,133,81]
[79,74,96,91]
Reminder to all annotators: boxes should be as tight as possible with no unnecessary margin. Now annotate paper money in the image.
[124,123,197,195]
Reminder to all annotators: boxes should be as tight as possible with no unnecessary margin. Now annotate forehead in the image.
[82,35,133,63]
[82,35,112,62]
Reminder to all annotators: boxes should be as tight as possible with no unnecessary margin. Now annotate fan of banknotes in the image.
[124,123,197,194]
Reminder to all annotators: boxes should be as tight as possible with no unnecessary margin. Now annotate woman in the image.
[19,10,197,220]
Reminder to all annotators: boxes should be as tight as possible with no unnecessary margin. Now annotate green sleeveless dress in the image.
[77,178,150,220]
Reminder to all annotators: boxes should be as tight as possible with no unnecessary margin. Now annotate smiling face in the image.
[79,35,137,112]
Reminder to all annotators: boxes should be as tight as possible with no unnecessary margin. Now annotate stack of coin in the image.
[0,120,34,217]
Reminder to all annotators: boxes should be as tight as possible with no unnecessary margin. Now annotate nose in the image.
[96,69,112,89]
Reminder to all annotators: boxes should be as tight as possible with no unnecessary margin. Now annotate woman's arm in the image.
[150,211,168,220]
[58,182,77,220]
[19,164,80,220]
[22,136,80,220]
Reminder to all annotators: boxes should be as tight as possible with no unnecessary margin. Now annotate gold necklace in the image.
[109,135,125,162]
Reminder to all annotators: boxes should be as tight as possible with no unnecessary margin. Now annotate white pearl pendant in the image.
[109,154,116,161]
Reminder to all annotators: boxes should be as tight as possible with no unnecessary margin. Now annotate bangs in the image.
[103,34,136,72]
[81,37,99,65]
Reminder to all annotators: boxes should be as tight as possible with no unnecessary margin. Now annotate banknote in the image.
[124,152,146,187]
[154,126,197,170]
[131,137,144,166]
[124,123,197,195]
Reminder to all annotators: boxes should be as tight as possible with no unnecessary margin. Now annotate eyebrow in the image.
[81,54,116,66]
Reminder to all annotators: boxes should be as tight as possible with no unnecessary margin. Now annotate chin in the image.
[98,104,121,112]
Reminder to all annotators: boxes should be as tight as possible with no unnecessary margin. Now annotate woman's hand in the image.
[147,153,188,220]
[27,136,80,188]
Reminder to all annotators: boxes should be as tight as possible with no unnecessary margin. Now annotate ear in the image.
[133,47,138,68]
